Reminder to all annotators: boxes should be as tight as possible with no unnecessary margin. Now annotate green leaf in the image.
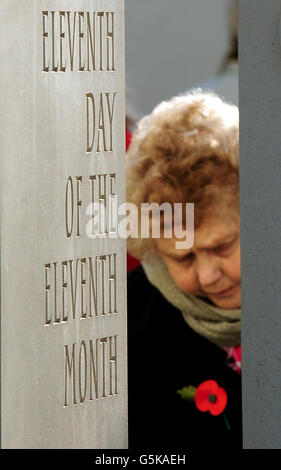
[177,385,197,402]
[223,413,231,431]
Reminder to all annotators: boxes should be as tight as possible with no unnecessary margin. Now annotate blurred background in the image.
[125,0,234,118]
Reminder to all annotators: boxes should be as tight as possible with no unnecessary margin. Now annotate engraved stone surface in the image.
[0,0,127,449]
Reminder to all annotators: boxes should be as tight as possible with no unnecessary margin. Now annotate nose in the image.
[196,253,223,288]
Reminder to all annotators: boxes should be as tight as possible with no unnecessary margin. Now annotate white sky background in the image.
[125,0,228,118]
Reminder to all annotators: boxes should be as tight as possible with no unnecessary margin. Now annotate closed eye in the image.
[179,253,195,265]
[214,241,234,255]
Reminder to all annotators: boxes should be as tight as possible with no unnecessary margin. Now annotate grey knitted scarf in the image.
[142,258,241,347]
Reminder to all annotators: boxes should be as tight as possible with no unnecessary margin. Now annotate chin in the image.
[210,294,241,309]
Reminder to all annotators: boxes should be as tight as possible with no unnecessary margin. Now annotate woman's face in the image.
[154,209,241,309]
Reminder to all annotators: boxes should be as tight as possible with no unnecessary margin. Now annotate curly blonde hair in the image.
[126,90,239,260]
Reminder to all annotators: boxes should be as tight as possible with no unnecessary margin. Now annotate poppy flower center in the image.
[208,394,217,403]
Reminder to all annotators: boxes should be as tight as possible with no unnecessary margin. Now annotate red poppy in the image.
[194,380,228,416]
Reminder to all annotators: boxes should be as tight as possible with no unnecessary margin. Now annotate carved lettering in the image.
[108,254,117,314]
[42,11,116,72]
[51,11,59,72]
[44,254,118,325]
[64,343,77,406]
[65,176,74,238]
[42,11,49,72]
[75,176,82,237]
[62,260,68,322]
[64,337,118,406]
[109,335,117,395]
[106,12,115,71]
[59,11,66,72]
[87,12,96,71]
[79,341,87,403]
[44,263,51,325]
[86,92,117,153]
[78,12,85,71]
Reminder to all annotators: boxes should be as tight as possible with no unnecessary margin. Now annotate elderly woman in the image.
[126,90,241,449]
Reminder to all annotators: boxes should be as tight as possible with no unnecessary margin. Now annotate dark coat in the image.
[128,265,242,449]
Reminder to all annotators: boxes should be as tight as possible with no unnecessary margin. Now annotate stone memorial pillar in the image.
[0,0,127,448]
[240,0,281,449]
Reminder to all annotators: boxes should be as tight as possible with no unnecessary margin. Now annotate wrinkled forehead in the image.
[155,207,240,254]
[157,199,240,229]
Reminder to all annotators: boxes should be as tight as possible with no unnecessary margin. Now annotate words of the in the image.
[65,173,117,238]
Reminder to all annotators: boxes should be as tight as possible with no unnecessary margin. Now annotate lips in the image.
[208,285,237,297]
